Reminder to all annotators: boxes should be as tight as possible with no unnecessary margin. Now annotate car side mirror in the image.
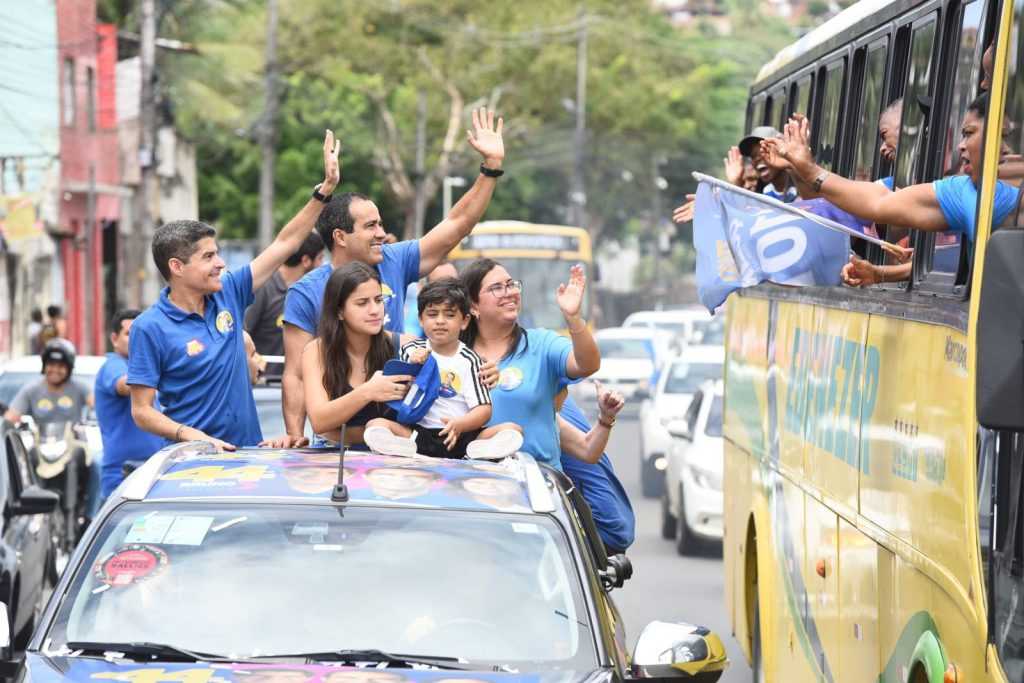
[666,419,692,441]
[977,229,1024,430]
[631,621,728,682]
[12,486,59,517]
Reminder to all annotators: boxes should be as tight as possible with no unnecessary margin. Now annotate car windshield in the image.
[596,338,652,360]
[663,362,722,394]
[706,397,723,438]
[46,503,596,668]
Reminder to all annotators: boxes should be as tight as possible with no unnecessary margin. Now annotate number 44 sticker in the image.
[92,669,214,683]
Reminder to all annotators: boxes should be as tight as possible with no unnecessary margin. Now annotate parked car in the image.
[638,347,724,497]
[7,444,729,681]
[661,379,724,555]
[0,422,59,651]
[583,327,674,406]
[622,309,712,347]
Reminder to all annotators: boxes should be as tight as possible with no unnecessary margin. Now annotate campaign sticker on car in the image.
[93,544,169,587]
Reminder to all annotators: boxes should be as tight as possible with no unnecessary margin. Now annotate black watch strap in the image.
[480,163,504,178]
[312,184,333,203]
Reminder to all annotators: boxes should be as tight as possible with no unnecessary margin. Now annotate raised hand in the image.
[724,146,745,186]
[759,139,792,172]
[556,263,587,322]
[322,129,341,193]
[466,107,505,167]
[595,380,625,420]
[673,194,697,224]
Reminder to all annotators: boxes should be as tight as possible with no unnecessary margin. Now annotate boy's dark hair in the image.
[315,192,370,252]
[284,231,324,267]
[30,308,43,323]
[46,305,62,319]
[418,278,470,317]
[110,308,142,335]
[151,220,217,281]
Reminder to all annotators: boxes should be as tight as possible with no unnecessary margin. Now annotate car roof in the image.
[116,445,555,515]
[675,345,725,363]
[0,354,107,375]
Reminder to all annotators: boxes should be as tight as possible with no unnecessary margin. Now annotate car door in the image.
[4,431,48,635]
[667,390,704,512]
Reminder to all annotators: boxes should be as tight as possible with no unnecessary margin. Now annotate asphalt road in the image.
[603,413,752,683]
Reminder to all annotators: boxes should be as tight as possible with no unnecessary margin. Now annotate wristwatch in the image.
[480,163,504,178]
[312,184,333,203]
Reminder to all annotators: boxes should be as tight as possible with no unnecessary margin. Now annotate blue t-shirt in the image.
[128,266,262,447]
[558,396,635,552]
[94,353,165,494]
[488,329,574,467]
[933,175,1019,242]
[404,282,424,338]
[763,182,799,203]
[283,241,421,335]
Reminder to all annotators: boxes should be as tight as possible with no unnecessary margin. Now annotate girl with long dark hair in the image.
[460,259,600,467]
[301,262,413,446]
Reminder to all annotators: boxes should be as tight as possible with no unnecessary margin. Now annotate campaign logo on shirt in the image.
[57,395,74,410]
[439,370,460,398]
[499,367,523,391]
[381,283,395,327]
[215,310,235,334]
[275,314,284,329]
[186,339,205,357]
[35,398,53,414]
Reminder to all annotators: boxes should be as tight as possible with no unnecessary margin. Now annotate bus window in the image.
[852,42,889,182]
[816,60,847,171]
[886,19,937,260]
[794,75,812,118]
[751,97,766,128]
[775,87,788,131]
[925,0,986,278]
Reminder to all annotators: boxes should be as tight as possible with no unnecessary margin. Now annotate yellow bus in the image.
[448,221,593,333]
[722,1,1024,680]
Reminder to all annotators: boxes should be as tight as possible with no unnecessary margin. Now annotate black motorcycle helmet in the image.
[40,339,75,376]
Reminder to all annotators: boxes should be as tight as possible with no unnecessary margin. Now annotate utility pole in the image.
[84,163,95,352]
[569,9,587,228]
[413,90,427,238]
[135,0,157,308]
[258,0,280,248]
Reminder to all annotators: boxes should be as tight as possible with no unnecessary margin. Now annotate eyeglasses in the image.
[483,279,524,298]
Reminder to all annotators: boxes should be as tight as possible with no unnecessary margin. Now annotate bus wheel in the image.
[675,486,695,555]
[660,491,677,540]
[752,592,764,683]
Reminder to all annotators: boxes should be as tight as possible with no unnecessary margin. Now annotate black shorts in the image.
[414,427,483,459]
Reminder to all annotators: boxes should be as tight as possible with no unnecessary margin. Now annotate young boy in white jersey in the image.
[363,279,523,459]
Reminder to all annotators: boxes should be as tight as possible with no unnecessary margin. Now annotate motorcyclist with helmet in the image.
[3,340,92,427]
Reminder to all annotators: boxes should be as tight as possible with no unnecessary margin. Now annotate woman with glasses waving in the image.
[460,259,600,468]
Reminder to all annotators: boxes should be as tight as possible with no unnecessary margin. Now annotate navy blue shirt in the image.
[95,353,164,495]
[283,241,421,335]
[559,396,636,552]
[128,266,262,447]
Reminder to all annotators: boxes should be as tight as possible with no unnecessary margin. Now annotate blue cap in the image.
[383,356,441,425]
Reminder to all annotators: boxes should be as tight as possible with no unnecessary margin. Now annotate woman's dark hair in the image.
[317,262,395,399]
[967,91,989,119]
[459,258,528,360]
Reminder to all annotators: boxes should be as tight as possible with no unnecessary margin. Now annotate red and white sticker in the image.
[93,544,169,587]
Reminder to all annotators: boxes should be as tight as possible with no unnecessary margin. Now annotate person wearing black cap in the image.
[4,340,91,427]
[738,125,799,203]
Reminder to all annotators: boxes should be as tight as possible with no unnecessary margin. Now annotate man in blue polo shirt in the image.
[128,130,341,450]
[281,106,508,442]
[95,309,165,497]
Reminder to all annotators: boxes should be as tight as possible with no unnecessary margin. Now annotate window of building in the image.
[62,57,75,127]
[86,66,96,132]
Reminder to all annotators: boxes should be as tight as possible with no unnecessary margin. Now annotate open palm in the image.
[467,106,505,163]
[556,264,587,319]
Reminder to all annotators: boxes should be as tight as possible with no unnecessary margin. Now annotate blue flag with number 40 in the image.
[692,179,856,313]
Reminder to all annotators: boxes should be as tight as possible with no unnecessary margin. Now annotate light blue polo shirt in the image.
[488,328,574,468]
[283,241,421,335]
[933,175,1019,242]
[127,266,262,447]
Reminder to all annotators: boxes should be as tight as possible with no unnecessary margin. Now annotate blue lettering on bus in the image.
[783,328,880,474]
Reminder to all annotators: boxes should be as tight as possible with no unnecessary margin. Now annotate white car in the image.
[623,308,712,346]
[583,327,674,403]
[661,379,724,555]
[638,346,723,497]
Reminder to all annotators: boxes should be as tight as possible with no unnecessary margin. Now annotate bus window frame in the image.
[750,93,768,131]
[791,71,815,120]
[773,86,788,132]
[913,0,990,298]
[812,55,850,172]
